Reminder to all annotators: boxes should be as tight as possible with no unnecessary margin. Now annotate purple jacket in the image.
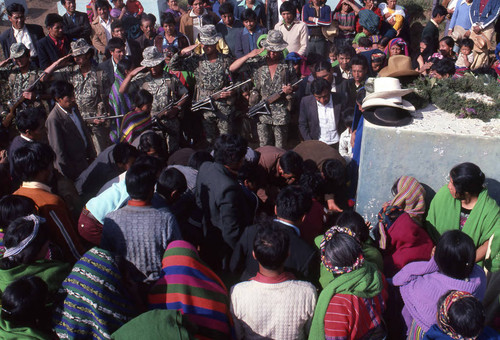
[392,257,487,332]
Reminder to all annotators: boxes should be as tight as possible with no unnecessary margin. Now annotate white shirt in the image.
[13,26,37,57]
[99,17,112,42]
[57,104,87,148]
[125,40,131,56]
[317,95,339,144]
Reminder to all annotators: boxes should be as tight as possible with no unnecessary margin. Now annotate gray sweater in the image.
[101,204,181,282]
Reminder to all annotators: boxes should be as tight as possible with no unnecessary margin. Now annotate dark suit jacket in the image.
[46,104,96,181]
[299,93,345,141]
[36,36,71,69]
[62,11,92,43]
[0,24,45,61]
[421,21,439,55]
[230,220,319,285]
[336,78,363,110]
[8,135,30,180]
[97,58,114,92]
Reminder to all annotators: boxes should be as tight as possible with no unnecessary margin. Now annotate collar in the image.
[242,0,261,9]
[190,8,207,17]
[431,18,439,28]
[317,95,333,108]
[20,134,33,142]
[99,16,111,25]
[49,34,64,45]
[274,218,301,236]
[282,20,297,30]
[127,200,151,206]
[22,181,51,192]
[459,0,471,5]
[250,271,296,283]
[57,103,72,115]
[12,26,27,35]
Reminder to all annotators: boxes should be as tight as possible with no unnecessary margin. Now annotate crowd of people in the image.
[0,0,499,338]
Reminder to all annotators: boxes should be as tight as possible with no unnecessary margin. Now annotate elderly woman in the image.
[384,37,408,57]
[309,226,387,339]
[393,230,487,339]
[425,162,500,272]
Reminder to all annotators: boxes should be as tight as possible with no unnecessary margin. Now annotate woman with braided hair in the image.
[309,226,387,340]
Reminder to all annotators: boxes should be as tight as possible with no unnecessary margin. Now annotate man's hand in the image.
[0,58,12,68]
[162,106,180,119]
[282,84,293,94]
[22,91,34,100]
[473,25,481,34]
[248,47,265,58]
[92,118,106,125]
[180,44,199,56]
[218,90,235,99]
[464,30,471,38]
[130,66,146,77]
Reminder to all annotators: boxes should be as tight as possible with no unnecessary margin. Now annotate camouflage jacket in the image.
[130,70,188,116]
[0,65,45,108]
[54,65,109,119]
[242,55,297,125]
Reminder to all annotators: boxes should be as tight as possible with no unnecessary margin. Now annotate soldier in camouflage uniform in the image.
[229,30,297,149]
[43,39,110,154]
[0,43,46,112]
[120,46,188,153]
[169,25,235,145]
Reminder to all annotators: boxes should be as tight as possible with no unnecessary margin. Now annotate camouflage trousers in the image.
[257,123,288,149]
[87,123,111,155]
[202,111,232,145]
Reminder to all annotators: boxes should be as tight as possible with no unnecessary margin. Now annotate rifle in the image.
[191,79,251,112]
[247,78,304,118]
[7,71,47,111]
[152,93,189,133]
[83,114,125,121]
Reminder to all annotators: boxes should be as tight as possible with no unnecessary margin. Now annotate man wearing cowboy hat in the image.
[43,38,111,154]
[0,43,46,110]
[230,30,297,148]
[170,24,235,145]
[120,46,188,153]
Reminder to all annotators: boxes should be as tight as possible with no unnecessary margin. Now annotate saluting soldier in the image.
[120,46,188,153]
[43,38,110,154]
[169,25,235,145]
[230,30,297,149]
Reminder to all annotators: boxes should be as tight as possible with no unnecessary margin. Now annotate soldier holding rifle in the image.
[229,30,298,148]
[169,25,235,145]
[120,46,188,153]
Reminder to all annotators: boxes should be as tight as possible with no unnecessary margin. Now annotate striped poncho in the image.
[148,240,234,340]
[118,109,152,144]
[53,247,137,340]
[109,71,132,143]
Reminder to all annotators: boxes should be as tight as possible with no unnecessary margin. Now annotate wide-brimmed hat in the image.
[141,46,165,67]
[363,106,413,127]
[450,25,467,41]
[70,38,93,56]
[10,43,29,58]
[362,77,415,111]
[470,31,491,52]
[198,24,222,45]
[322,21,339,42]
[261,30,288,52]
[378,55,420,77]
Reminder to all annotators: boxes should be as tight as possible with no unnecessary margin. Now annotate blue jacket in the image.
[234,25,267,58]
[469,0,500,29]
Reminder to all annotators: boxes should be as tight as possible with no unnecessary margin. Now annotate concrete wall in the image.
[356,105,500,225]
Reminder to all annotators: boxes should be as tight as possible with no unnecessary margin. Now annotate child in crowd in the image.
[339,110,353,164]
[424,290,500,340]
[356,36,373,53]
[329,44,339,67]
[110,0,127,19]
[126,0,143,16]
[455,38,474,69]
[0,195,37,256]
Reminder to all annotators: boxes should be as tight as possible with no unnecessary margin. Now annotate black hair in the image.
[459,38,474,50]
[187,0,200,5]
[61,0,75,5]
[0,195,37,230]
[96,0,111,10]
[299,165,325,198]
[137,132,168,162]
[337,45,356,58]
[310,78,331,95]
[435,230,475,280]
[241,8,257,21]
[350,54,369,70]
[253,221,290,270]
[280,1,295,13]
[1,276,49,329]
[15,107,46,134]
[45,13,63,28]
[278,151,303,178]
[156,167,187,200]
[314,60,333,74]
[140,13,156,25]
[50,80,74,100]
[12,142,55,182]
[112,142,139,165]
[187,150,214,170]
[107,37,125,51]
[322,158,346,191]
[437,291,485,338]
[324,232,362,268]
[275,185,312,221]
[7,3,25,16]
[431,59,456,77]
[219,2,235,15]
[161,12,176,26]
[440,36,454,48]
[133,154,163,174]
[111,20,123,31]
[336,210,369,243]
[358,37,372,48]
[134,89,154,108]
[432,5,447,18]
[342,107,354,128]
[213,134,247,166]
[450,162,485,198]
[237,161,260,184]
[379,36,390,49]
[0,216,49,269]
[125,162,157,200]
[117,57,133,76]
[201,13,217,25]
